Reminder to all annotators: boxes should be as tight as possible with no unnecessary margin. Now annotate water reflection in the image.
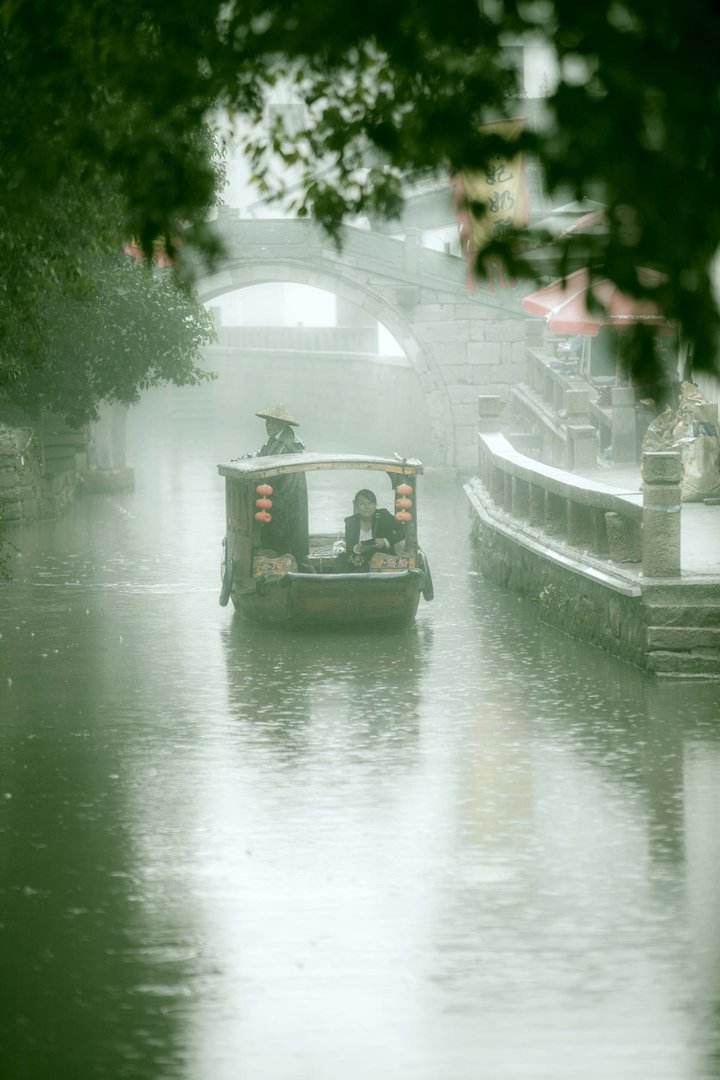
[0,621,195,1079]
[221,619,431,764]
[1,432,720,1078]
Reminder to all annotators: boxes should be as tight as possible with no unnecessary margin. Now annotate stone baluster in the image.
[529,353,541,394]
[642,451,682,577]
[605,512,641,562]
[528,484,545,526]
[610,386,637,463]
[478,439,490,487]
[566,500,594,549]
[491,465,505,506]
[511,476,530,520]
[503,472,513,512]
[591,509,609,556]
[545,491,566,537]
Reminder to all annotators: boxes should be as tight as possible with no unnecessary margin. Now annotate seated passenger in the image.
[342,489,405,569]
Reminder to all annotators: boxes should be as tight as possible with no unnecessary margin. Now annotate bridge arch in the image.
[198,216,531,467]
[197,259,456,463]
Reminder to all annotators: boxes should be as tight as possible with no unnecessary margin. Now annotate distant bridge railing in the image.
[211,211,517,306]
[218,325,379,354]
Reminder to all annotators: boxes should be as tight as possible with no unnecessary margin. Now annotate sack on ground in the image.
[678,433,720,502]
[642,383,720,502]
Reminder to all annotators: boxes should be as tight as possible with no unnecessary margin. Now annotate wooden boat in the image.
[218,452,433,627]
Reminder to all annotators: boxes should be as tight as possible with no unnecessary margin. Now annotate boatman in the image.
[255,404,309,566]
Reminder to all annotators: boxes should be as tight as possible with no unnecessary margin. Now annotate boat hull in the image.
[232,570,422,627]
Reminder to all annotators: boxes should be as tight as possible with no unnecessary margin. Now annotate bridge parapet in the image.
[201,214,533,467]
[212,216,517,306]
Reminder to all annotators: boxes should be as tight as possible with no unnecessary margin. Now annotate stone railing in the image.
[210,212,514,306]
[510,348,598,469]
[473,403,682,577]
[511,348,642,467]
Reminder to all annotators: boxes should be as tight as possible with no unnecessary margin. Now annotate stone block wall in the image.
[412,295,529,470]
[0,420,88,524]
[470,511,648,668]
[0,425,42,522]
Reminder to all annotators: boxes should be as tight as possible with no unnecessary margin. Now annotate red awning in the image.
[522,267,668,337]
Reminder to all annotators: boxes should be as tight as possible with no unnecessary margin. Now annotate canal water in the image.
[1,422,719,1080]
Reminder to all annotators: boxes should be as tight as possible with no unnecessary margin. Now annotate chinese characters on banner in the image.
[453,118,528,288]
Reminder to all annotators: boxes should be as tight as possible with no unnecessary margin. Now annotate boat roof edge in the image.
[218,451,424,479]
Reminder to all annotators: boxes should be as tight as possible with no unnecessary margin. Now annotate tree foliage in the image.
[6,255,216,427]
[0,4,221,425]
[2,0,720,390]
[0,167,216,424]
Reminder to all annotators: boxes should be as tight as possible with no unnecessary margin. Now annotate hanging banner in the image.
[453,118,528,284]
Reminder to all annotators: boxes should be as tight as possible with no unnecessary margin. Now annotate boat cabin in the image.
[217,452,432,626]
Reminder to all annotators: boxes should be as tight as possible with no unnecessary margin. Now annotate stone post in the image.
[610,385,637,463]
[110,404,128,471]
[477,395,505,434]
[88,403,113,471]
[564,387,590,420]
[642,451,682,578]
[567,425,598,469]
[86,402,134,493]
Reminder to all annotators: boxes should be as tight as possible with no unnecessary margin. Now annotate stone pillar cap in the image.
[477,395,505,416]
[642,450,682,483]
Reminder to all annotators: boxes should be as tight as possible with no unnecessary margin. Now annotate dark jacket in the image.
[259,425,305,457]
[344,508,405,553]
[258,424,308,561]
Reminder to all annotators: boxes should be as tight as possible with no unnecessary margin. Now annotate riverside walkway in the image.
[578,463,720,579]
[466,429,720,677]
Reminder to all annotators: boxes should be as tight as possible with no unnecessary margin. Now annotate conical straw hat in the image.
[255,403,300,426]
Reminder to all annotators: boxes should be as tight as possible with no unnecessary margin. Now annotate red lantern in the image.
[256,483,273,496]
[255,497,272,510]
[254,510,272,523]
[395,496,412,510]
[395,510,412,523]
[396,483,412,496]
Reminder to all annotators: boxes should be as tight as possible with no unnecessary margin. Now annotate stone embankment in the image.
[0,425,42,522]
[465,401,720,678]
[0,420,88,523]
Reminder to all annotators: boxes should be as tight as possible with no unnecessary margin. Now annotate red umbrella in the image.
[522,267,668,336]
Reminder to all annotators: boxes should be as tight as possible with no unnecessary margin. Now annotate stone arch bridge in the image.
[197,211,530,468]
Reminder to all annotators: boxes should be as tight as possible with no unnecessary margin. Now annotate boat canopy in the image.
[218,452,424,482]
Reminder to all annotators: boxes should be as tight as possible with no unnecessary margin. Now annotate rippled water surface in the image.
[1,427,719,1079]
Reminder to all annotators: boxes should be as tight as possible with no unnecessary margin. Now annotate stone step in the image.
[647,625,720,650]
[643,582,720,604]
[645,602,720,628]
[647,649,720,676]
